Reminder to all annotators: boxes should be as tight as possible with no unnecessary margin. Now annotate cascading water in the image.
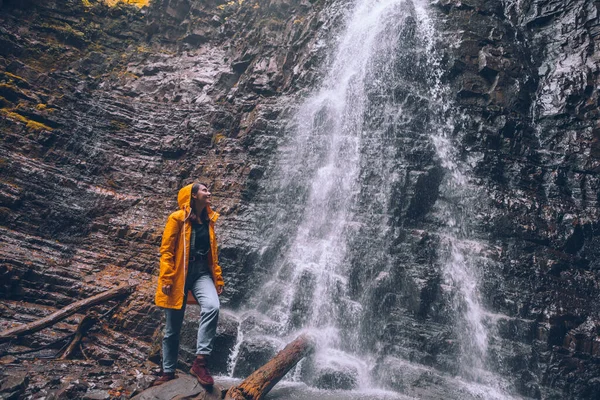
[229,0,519,398]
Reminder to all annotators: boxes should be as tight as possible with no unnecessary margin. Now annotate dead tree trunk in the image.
[224,334,315,400]
[59,312,98,360]
[0,285,132,344]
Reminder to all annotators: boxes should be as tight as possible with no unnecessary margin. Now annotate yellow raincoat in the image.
[155,184,224,310]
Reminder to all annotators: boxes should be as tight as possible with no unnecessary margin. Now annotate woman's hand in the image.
[162,284,172,295]
[216,285,224,296]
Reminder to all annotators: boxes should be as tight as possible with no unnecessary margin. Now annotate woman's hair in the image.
[190,183,209,223]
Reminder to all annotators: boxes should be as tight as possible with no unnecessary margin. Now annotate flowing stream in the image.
[229,1,518,398]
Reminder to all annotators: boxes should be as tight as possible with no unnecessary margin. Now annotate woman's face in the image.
[192,184,211,209]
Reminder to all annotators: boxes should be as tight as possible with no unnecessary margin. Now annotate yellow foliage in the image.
[41,22,85,39]
[3,72,29,85]
[82,0,92,7]
[106,178,119,188]
[0,83,19,93]
[36,103,47,110]
[137,44,151,53]
[105,0,150,7]
[1,109,53,131]
[26,120,52,131]
[212,133,226,145]
[110,120,128,130]
[217,0,243,10]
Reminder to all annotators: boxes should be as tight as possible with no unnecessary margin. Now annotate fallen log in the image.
[59,312,98,360]
[225,334,315,400]
[0,285,132,344]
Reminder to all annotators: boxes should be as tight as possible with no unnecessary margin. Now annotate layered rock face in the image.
[0,0,328,395]
[0,0,324,328]
[433,0,600,397]
[1,0,599,399]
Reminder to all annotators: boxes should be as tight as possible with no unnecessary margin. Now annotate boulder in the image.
[302,351,359,390]
[231,336,282,378]
[130,375,223,400]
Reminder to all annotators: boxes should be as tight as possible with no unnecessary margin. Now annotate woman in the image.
[153,183,224,387]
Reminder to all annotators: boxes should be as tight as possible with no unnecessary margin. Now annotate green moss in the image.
[0,84,23,102]
[39,22,87,47]
[0,83,16,90]
[41,23,85,38]
[110,120,128,130]
[105,0,150,8]
[1,109,53,131]
[212,132,226,145]
[0,83,19,93]
[0,96,12,108]
[26,120,52,131]
[2,72,30,87]
[217,0,245,10]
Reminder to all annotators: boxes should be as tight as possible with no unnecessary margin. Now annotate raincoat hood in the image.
[177,183,219,222]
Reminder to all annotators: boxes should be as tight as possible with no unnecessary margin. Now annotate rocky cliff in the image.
[0,0,599,399]
[0,0,329,396]
[437,0,600,397]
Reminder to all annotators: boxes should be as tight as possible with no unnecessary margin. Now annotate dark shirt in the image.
[186,220,211,287]
[191,221,210,256]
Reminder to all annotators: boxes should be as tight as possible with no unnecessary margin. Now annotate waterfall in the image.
[416,10,492,380]
[230,0,516,397]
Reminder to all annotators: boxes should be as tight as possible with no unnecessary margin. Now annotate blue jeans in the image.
[162,273,220,373]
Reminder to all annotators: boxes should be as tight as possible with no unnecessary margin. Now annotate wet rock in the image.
[47,378,89,400]
[82,389,111,400]
[211,310,239,375]
[127,374,156,399]
[405,167,444,221]
[0,372,28,400]
[130,374,222,400]
[1,0,600,399]
[238,311,281,337]
[302,352,359,390]
[179,308,238,374]
[231,336,281,378]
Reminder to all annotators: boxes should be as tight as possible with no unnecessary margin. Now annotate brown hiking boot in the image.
[190,355,214,386]
[151,372,177,387]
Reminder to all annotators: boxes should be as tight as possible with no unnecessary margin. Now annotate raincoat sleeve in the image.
[214,263,224,287]
[159,213,181,286]
[212,232,224,287]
